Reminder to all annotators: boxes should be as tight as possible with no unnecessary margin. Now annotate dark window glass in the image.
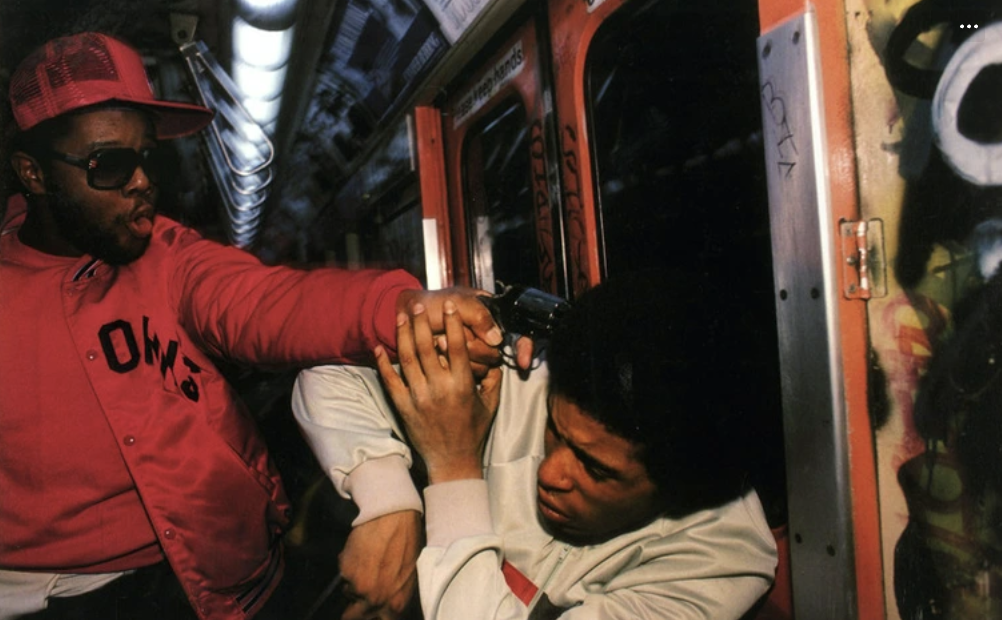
[361,199,426,285]
[586,0,767,279]
[462,97,541,291]
[585,0,786,527]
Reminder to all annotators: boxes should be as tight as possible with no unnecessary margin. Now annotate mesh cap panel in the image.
[9,32,212,139]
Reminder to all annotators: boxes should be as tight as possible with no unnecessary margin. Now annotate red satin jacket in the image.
[0,198,418,619]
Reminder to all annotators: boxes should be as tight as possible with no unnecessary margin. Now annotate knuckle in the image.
[413,393,434,410]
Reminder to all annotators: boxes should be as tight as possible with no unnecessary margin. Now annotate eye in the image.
[583,462,613,482]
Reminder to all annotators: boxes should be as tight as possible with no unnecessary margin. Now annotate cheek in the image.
[49,176,93,212]
[47,165,88,195]
[579,476,649,513]
[576,481,613,509]
[74,191,132,230]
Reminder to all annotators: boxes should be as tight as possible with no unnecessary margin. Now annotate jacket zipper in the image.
[527,544,570,612]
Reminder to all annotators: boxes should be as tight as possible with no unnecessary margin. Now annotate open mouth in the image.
[127,206,156,238]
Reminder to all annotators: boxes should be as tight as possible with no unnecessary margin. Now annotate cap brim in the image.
[116,97,215,140]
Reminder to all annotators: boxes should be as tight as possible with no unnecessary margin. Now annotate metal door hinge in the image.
[840,219,886,300]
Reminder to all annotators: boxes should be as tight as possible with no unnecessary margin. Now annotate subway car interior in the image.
[3,0,1000,617]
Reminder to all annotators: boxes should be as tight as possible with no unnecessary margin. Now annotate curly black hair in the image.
[546,269,762,518]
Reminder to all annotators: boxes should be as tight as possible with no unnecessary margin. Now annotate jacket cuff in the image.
[362,270,421,353]
[344,456,423,526]
[423,479,493,547]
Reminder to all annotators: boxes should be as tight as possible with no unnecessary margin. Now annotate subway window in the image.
[585,0,767,280]
[461,96,542,292]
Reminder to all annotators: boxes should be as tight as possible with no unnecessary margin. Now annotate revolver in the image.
[478,283,571,343]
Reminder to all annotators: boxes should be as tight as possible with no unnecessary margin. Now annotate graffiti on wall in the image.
[855,0,1002,617]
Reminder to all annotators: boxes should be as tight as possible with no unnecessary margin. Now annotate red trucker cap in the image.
[9,32,213,140]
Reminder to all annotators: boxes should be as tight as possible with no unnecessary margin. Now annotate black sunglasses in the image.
[46,147,166,190]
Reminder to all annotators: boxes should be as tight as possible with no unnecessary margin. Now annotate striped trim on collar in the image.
[72,258,102,281]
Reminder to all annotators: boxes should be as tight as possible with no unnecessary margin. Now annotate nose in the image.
[537,445,574,493]
[123,163,152,194]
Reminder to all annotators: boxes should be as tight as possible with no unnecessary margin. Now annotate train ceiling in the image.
[0,0,458,257]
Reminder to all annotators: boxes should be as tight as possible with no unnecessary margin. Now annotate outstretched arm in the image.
[168,226,523,369]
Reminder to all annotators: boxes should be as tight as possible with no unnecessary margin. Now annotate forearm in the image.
[418,480,529,620]
[292,365,421,523]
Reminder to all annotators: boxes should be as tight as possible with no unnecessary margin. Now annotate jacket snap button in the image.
[85,350,99,361]
[123,435,136,446]
[164,528,176,540]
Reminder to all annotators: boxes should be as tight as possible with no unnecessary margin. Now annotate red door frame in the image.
[545,0,629,298]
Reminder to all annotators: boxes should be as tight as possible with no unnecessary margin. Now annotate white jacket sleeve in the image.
[291,365,422,525]
[418,480,532,620]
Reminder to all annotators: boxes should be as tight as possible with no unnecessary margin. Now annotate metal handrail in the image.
[180,40,275,177]
[172,14,273,249]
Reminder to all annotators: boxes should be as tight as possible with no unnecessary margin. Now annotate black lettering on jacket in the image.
[99,320,140,373]
[144,316,180,377]
[98,316,202,402]
[180,356,201,402]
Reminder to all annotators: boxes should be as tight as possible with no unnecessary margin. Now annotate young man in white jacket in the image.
[292,274,778,619]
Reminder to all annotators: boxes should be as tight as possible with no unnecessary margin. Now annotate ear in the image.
[11,151,46,195]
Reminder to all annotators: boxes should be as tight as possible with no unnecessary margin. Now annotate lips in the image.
[127,205,156,238]
[537,492,570,525]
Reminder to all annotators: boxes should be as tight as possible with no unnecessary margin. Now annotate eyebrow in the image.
[546,412,621,478]
[77,142,125,154]
[82,125,157,150]
[86,137,156,149]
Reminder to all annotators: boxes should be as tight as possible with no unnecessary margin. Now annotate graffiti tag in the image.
[761,79,798,179]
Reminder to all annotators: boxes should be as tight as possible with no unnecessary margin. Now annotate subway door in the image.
[439,14,565,295]
[548,0,792,617]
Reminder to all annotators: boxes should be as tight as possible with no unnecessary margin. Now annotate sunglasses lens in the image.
[89,149,138,189]
[89,148,163,189]
[141,148,166,185]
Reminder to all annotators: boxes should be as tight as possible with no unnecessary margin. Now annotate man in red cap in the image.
[0,31,502,620]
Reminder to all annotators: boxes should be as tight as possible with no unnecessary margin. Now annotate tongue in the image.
[129,215,154,238]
